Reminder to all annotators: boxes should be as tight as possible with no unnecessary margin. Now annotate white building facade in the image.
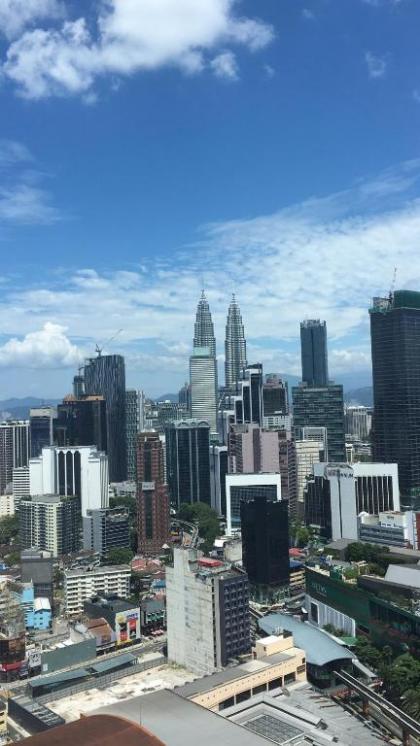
[64,565,131,614]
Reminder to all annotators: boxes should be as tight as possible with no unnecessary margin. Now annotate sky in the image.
[1,0,420,398]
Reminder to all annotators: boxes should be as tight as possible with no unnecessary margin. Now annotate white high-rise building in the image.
[190,347,218,433]
[64,565,131,615]
[0,420,30,495]
[295,440,323,505]
[12,465,30,509]
[29,446,109,517]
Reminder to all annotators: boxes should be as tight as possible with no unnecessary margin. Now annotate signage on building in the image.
[115,609,140,645]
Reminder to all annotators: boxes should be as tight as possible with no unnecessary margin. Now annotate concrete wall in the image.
[41,638,96,674]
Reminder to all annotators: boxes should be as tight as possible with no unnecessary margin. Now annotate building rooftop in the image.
[65,564,131,577]
[92,689,269,745]
[18,714,165,746]
[84,596,136,613]
[385,563,420,589]
[259,615,354,667]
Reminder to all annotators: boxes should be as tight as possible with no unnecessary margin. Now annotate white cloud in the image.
[302,9,315,21]
[210,50,238,80]
[2,0,274,99]
[365,51,387,79]
[0,0,64,40]
[0,323,83,368]
[0,140,60,225]
[0,139,32,166]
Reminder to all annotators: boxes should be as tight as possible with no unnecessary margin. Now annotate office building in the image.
[178,382,191,412]
[64,564,131,615]
[233,364,263,426]
[166,547,251,675]
[83,507,130,556]
[166,420,211,507]
[29,407,56,458]
[193,290,216,356]
[262,375,288,417]
[292,383,346,462]
[0,493,14,516]
[21,548,54,606]
[295,439,323,506]
[210,444,228,516]
[136,432,170,556]
[225,294,247,391]
[19,495,80,557]
[83,353,127,482]
[12,465,30,508]
[241,496,290,593]
[55,395,107,452]
[305,462,400,541]
[29,445,109,517]
[73,373,85,398]
[345,405,372,441]
[358,510,420,549]
[0,420,30,495]
[125,389,145,481]
[190,347,218,432]
[300,319,329,386]
[370,291,420,505]
[228,423,279,474]
[225,473,281,535]
[278,430,298,518]
[301,426,328,460]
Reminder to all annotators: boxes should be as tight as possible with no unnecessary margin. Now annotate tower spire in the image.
[193,291,216,357]
[225,294,247,390]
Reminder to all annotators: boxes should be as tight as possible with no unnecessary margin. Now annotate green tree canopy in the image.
[0,514,19,545]
[106,547,134,565]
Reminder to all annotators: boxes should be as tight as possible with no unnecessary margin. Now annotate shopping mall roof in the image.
[259,614,354,667]
[18,714,165,746]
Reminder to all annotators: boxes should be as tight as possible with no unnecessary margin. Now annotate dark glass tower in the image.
[240,496,290,588]
[166,420,211,507]
[225,294,247,390]
[370,291,420,505]
[292,384,345,462]
[300,320,329,386]
[83,354,127,482]
[55,396,107,452]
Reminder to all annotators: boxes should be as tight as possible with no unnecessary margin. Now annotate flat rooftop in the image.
[259,614,354,667]
[65,565,131,577]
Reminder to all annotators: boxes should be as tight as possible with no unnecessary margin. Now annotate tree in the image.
[109,495,136,519]
[177,502,220,554]
[106,547,134,565]
[382,653,420,702]
[402,688,420,720]
[0,514,19,545]
[345,542,366,562]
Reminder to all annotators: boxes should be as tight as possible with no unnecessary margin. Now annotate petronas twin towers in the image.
[189,291,247,431]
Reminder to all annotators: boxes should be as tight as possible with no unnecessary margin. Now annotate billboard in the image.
[0,634,25,671]
[115,608,140,645]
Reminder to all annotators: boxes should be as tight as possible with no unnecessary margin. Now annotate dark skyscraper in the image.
[300,319,329,387]
[370,291,420,505]
[225,294,247,390]
[136,432,170,556]
[30,407,55,458]
[55,396,107,452]
[240,495,290,589]
[292,384,345,462]
[263,375,289,417]
[166,420,211,507]
[84,354,127,482]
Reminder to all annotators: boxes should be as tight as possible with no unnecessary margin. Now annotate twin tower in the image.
[189,291,247,431]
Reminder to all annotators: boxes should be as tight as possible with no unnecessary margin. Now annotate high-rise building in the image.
[29,445,109,517]
[232,364,263,426]
[55,396,107,452]
[178,382,191,412]
[0,421,30,495]
[12,466,30,509]
[209,444,228,516]
[262,375,288,417]
[19,495,80,557]
[225,473,281,535]
[125,389,145,481]
[136,432,170,556]
[295,439,323,506]
[190,347,218,432]
[300,319,329,386]
[370,291,420,506]
[166,547,251,675]
[345,405,372,441]
[29,407,56,458]
[292,384,345,462]
[225,294,247,391]
[166,420,211,508]
[241,496,290,591]
[82,507,130,556]
[64,565,131,615]
[193,290,216,356]
[83,354,127,482]
[278,431,297,518]
[228,423,280,473]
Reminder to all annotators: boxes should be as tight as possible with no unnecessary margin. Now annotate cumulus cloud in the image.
[1,0,274,99]
[210,50,238,80]
[365,51,387,79]
[301,9,315,20]
[0,323,83,368]
[0,0,64,40]
[0,139,32,166]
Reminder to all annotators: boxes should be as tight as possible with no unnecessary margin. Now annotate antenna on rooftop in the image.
[95,329,123,356]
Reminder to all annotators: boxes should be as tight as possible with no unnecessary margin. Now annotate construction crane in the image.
[95,329,123,357]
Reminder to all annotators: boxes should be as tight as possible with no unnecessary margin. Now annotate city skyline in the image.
[2,1,420,397]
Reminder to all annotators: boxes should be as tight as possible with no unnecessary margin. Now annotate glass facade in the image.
[292,384,345,462]
[55,398,107,453]
[84,354,127,482]
[370,292,420,505]
[166,421,210,507]
[300,319,329,386]
[241,496,290,587]
[229,484,278,530]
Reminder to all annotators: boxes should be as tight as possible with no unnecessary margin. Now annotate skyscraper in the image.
[225,294,247,390]
[370,291,420,505]
[83,354,127,482]
[125,389,145,481]
[55,396,107,452]
[292,384,345,462]
[241,495,290,592]
[30,407,56,458]
[0,421,30,495]
[166,420,211,507]
[19,495,80,557]
[300,319,329,387]
[193,290,216,356]
[189,348,218,432]
[136,432,170,556]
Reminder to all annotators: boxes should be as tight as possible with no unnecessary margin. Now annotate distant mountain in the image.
[0,397,60,421]
[344,386,373,407]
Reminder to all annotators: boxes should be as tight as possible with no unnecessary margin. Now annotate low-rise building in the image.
[64,565,131,615]
[359,510,420,549]
[83,596,140,646]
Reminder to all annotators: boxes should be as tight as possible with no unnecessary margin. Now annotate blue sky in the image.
[0,0,420,398]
